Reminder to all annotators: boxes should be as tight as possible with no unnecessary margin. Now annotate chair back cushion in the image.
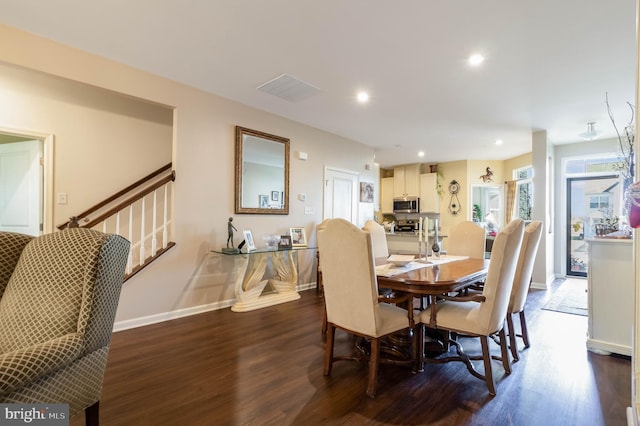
[363,220,389,260]
[509,221,543,313]
[476,219,524,334]
[317,219,381,336]
[0,232,34,298]
[446,221,486,259]
[0,228,130,354]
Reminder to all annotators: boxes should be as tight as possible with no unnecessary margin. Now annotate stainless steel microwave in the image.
[393,197,420,213]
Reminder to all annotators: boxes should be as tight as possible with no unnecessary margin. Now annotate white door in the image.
[0,140,42,235]
[323,167,358,224]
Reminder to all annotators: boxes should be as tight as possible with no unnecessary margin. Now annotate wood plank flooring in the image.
[71,279,630,426]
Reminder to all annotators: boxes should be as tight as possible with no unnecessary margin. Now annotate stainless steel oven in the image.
[393,197,420,214]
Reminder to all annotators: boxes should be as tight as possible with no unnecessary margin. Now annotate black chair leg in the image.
[85,401,99,426]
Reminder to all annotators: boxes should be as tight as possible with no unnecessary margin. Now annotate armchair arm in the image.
[429,294,485,328]
[0,333,83,398]
[378,292,415,328]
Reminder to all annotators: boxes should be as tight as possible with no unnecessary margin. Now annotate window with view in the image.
[514,166,533,221]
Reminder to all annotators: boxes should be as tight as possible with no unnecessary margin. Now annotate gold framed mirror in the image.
[235,126,290,214]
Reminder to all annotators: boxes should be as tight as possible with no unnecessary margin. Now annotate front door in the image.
[566,175,620,277]
[0,139,42,236]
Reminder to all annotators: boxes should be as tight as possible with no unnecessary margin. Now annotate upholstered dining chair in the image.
[0,228,130,426]
[445,220,486,259]
[506,220,543,362]
[317,218,415,398]
[418,218,524,395]
[362,220,389,265]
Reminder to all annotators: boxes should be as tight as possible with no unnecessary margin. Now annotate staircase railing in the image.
[58,163,176,281]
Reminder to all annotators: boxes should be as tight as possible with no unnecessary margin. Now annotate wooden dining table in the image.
[376,257,489,296]
[373,256,490,368]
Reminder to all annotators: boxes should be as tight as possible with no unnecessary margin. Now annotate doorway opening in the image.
[0,129,53,236]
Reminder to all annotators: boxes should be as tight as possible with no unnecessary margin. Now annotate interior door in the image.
[0,140,42,235]
[566,175,620,277]
[323,167,358,224]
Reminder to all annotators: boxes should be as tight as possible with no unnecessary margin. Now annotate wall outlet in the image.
[57,192,68,205]
[305,206,313,215]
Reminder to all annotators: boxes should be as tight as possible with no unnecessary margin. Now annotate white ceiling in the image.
[0,0,636,168]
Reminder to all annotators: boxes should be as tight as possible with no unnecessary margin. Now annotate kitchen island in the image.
[386,231,446,256]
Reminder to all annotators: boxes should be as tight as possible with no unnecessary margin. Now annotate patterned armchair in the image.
[0,228,130,425]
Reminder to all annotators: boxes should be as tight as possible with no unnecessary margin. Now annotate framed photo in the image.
[360,182,374,203]
[259,195,269,209]
[271,191,279,202]
[278,235,292,249]
[243,229,256,251]
[289,227,307,247]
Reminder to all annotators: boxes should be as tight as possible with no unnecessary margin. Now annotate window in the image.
[514,166,533,221]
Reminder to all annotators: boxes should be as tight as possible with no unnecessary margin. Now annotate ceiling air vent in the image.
[257,74,321,102]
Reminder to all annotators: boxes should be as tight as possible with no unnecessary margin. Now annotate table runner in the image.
[376,255,469,277]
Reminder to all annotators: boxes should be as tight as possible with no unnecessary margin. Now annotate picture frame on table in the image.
[289,227,307,247]
[243,229,256,251]
[278,235,292,249]
[271,191,279,202]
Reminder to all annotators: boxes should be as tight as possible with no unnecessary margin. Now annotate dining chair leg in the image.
[520,310,530,348]
[480,336,497,396]
[366,337,381,398]
[324,324,335,376]
[321,306,327,335]
[506,313,519,362]
[498,328,511,374]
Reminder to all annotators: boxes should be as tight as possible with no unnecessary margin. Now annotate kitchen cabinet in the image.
[380,177,394,213]
[393,164,420,197]
[419,173,439,213]
[586,237,633,356]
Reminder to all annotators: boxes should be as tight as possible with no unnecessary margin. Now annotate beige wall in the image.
[0,24,376,326]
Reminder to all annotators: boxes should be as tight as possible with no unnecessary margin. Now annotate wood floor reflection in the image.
[71,279,630,426]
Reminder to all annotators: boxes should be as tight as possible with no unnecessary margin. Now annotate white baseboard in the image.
[113,282,318,332]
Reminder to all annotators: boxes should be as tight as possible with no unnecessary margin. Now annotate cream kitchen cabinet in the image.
[380,177,394,213]
[419,173,439,213]
[393,164,420,197]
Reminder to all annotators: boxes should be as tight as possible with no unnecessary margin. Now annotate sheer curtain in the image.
[505,180,517,222]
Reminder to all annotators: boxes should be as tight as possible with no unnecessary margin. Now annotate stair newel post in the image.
[126,205,134,274]
[162,184,169,249]
[139,196,146,266]
[151,189,158,256]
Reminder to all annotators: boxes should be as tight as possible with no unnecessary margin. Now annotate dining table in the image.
[372,255,490,368]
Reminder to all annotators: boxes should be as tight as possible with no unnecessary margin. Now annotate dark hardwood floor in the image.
[71,279,630,426]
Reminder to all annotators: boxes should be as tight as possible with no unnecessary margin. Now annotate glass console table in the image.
[211,246,316,312]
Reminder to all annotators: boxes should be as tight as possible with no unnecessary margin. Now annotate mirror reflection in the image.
[470,184,503,232]
[235,126,289,214]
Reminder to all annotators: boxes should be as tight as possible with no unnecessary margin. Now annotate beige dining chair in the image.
[315,219,331,295]
[317,218,415,398]
[506,220,543,362]
[363,220,389,265]
[446,220,486,259]
[418,218,524,395]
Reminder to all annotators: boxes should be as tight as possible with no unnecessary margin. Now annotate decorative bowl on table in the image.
[386,254,415,267]
[263,234,281,250]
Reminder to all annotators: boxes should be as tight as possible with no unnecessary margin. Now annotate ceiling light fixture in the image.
[357,91,369,103]
[468,54,485,66]
[579,122,601,140]
[495,139,503,145]
[418,151,425,157]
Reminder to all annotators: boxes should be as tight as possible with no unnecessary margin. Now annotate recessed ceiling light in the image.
[468,54,485,66]
[418,151,425,157]
[495,139,503,145]
[357,91,369,103]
